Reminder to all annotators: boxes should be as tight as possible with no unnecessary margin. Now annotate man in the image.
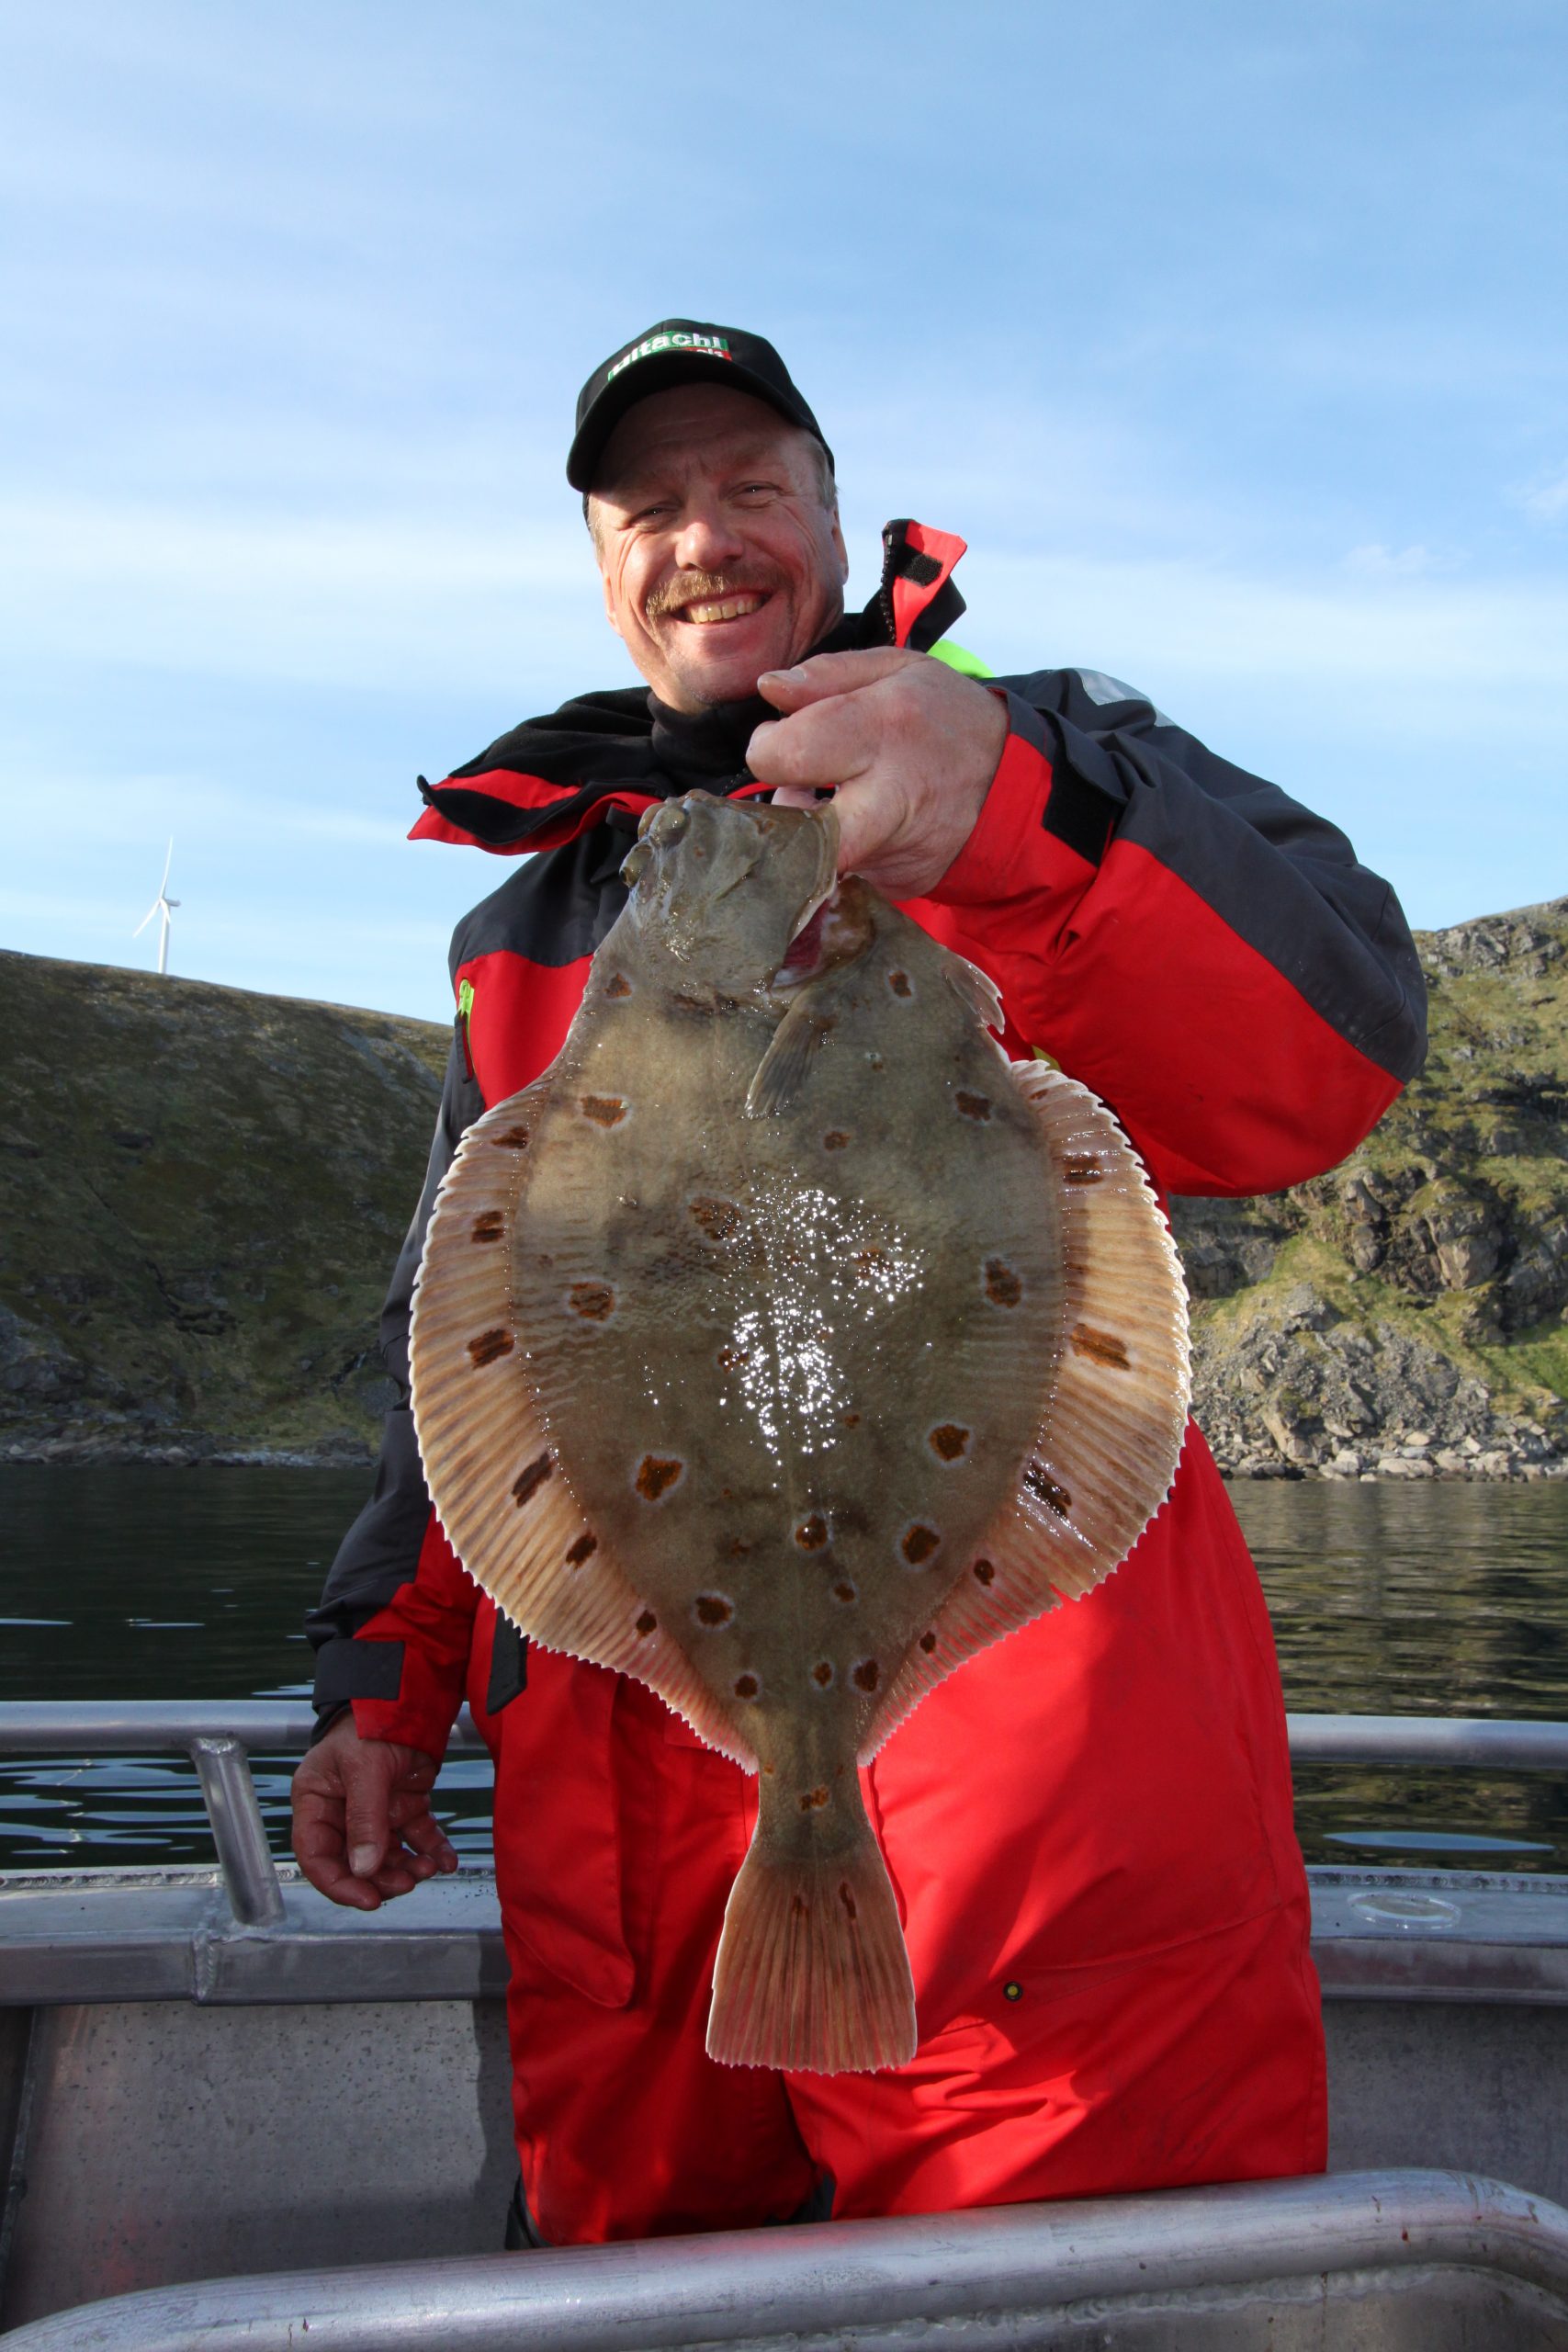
[294,319,1426,2245]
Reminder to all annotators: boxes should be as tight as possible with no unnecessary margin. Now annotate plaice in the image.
[411,791,1190,2074]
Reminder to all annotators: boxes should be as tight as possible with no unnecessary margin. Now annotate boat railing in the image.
[1,1702,1566,1931]
[4,2168,1568,2349]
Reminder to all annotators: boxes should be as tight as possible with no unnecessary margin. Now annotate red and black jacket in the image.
[306,521,1426,1746]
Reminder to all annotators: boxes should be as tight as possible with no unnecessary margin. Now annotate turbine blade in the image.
[132,904,158,937]
[159,838,174,894]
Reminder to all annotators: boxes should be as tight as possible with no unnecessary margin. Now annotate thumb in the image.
[344,1747,395,1878]
[757,646,920,711]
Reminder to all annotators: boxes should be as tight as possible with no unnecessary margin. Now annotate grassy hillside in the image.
[0,952,447,1462]
[3,900,1564,1475]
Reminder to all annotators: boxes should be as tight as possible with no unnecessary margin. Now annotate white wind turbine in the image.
[133,840,180,976]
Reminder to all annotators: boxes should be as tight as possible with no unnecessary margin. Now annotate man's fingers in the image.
[748,693,879,795]
[398,1804,460,1872]
[341,1747,398,1880]
[830,775,912,884]
[291,1790,383,1909]
[757,647,921,710]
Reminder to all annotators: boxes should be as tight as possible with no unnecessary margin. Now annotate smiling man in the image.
[294,318,1427,2247]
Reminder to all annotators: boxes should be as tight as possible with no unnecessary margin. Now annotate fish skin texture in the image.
[411,792,1190,2074]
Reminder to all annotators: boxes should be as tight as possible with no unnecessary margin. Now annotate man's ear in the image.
[831,507,849,584]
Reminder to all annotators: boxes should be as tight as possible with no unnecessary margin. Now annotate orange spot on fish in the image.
[564,1532,597,1567]
[851,1247,892,1281]
[919,1631,938,1654]
[690,1196,744,1241]
[716,1343,751,1371]
[798,1786,830,1812]
[512,1453,552,1508]
[901,1524,941,1567]
[569,1283,615,1320]
[1070,1322,1131,1369]
[468,1329,513,1367]
[635,1454,684,1502]
[604,973,632,998]
[887,971,912,998]
[823,1130,850,1150]
[795,1514,829,1551]
[955,1091,992,1121]
[811,1661,834,1688]
[792,1894,809,1918]
[928,1423,970,1462]
[1062,1153,1104,1184]
[840,1410,861,1429]
[734,1672,760,1700]
[973,1558,996,1587]
[635,1610,658,1637]
[852,1658,880,1692]
[491,1125,530,1150]
[727,1536,753,1560]
[694,1593,734,1628]
[831,1581,857,1605]
[581,1095,627,1127]
[984,1258,1022,1308]
[470,1210,506,1243]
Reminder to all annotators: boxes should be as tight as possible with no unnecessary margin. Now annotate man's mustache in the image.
[644,571,777,621]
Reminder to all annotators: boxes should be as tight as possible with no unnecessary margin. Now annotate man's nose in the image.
[672,503,747,572]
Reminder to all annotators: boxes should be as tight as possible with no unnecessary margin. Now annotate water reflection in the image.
[1,1467,1565,1873]
[1232,1478,1568,1869]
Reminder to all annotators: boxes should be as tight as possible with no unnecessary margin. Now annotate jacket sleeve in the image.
[305,1033,487,1755]
[930,671,1427,1196]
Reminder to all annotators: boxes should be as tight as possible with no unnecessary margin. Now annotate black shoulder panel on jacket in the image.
[450,819,637,977]
[999,668,1427,1085]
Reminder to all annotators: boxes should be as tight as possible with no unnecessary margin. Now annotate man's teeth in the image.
[678,594,765,624]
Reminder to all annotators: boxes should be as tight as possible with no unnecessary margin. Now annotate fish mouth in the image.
[771,880,852,991]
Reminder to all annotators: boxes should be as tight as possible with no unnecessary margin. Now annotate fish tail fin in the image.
[706,1795,916,2075]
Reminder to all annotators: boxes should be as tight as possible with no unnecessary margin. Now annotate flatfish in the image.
[411,790,1190,2074]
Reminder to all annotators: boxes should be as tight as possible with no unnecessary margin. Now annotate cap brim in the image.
[568,354,827,492]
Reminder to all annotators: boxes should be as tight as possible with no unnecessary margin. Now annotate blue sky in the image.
[3,0,1563,1021]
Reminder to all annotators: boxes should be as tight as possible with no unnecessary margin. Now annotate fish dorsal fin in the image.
[943,949,1004,1038]
[860,1063,1190,1760]
[410,1087,753,1768]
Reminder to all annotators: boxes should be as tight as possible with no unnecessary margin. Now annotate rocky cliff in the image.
[1174,898,1568,1479]
[3,901,1564,1473]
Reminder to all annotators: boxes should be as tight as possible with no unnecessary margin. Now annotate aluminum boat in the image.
[4,1702,1568,2348]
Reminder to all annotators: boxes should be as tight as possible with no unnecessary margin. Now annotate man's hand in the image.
[290,1712,457,1911]
[748,647,1008,899]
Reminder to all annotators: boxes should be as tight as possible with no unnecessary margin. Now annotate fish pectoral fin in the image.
[744,988,839,1118]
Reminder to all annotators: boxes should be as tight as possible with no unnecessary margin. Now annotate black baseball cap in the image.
[567,318,832,492]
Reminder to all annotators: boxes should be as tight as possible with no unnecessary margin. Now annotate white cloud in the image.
[1517,468,1568,524]
[1342,542,1440,579]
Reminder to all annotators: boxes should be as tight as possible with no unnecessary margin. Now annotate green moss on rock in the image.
[1173,897,1568,1478]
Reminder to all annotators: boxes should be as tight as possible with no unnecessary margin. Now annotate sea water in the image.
[1,1465,1565,1872]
